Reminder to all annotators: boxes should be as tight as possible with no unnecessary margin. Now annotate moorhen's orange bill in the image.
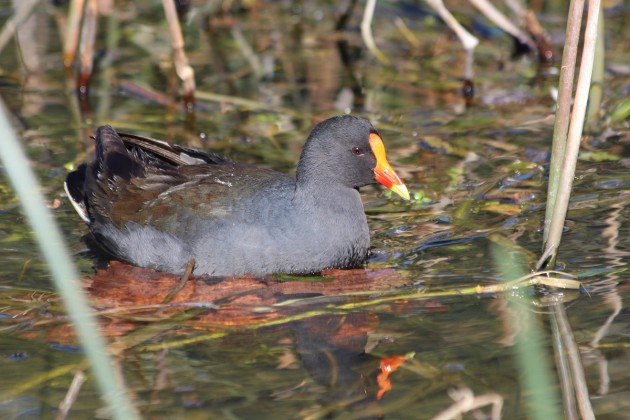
[65,116,409,276]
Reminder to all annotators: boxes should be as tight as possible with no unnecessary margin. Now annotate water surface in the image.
[0,1,628,418]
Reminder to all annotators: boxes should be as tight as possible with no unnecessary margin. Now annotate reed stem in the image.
[585,3,605,130]
[543,0,585,247]
[543,0,602,266]
[491,240,561,420]
[0,0,41,54]
[0,100,138,419]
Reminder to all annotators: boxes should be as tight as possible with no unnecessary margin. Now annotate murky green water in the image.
[0,1,628,418]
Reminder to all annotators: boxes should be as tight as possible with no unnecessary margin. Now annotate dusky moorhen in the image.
[65,116,409,276]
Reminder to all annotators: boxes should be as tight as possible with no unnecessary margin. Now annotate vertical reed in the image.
[542,0,602,266]
[0,100,138,419]
[586,4,605,130]
[542,0,585,249]
[491,238,561,420]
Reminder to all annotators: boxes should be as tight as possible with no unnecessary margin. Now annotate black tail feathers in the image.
[95,125,144,181]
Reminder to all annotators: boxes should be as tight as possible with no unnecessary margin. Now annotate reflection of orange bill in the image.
[377,354,411,400]
[369,133,410,200]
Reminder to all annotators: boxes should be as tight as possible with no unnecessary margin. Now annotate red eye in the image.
[352,147,364,156]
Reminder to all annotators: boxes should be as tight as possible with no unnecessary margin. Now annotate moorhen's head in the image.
[296,115,409,200]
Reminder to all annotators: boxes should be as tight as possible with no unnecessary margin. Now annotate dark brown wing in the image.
[116,132,230,167]
[107,162,293,233]
[65,126,293,235]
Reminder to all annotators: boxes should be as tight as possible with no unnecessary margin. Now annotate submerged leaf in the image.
[579,151,621,162]
[609,98,630,123]
[481,202,522,216]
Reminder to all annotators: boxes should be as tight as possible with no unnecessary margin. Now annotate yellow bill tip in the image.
[390,183,410,201]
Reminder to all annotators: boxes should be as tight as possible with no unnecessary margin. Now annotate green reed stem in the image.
[543,0,602,266]
[585,3,605,130]
[543,0,584,247]
[95,8,120,123]
[491,238,562,420]
[0,100,138,419]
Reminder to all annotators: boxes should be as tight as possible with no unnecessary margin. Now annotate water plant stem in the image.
[552,303,595,419]
[543,0,601,265]
[56,370,86,420]
[361,0,391,65]
[467,0,533,48]
[78,0,98,88]
[162,0,196,105]
[543,0,585,247]
[491,240,561,420]
[425,0,478,81]
[586,3,605,130]
[63,0,85,67]
[0,100,138,419]
[95,8,120,123]
[551,310,579,419]
[0,0,41,55]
